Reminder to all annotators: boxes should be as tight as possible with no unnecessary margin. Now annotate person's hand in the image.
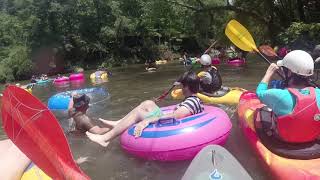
[133,120,149,138]
[265,63,279,77]
[261,63,280,84]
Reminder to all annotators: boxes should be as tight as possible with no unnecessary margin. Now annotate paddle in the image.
[259,45,280,58]
[1,85,90,180]
[155,41,218,102]
[225,19,284,79]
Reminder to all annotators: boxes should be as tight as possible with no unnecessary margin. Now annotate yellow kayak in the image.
[171,87,246,105]
[21,162,51,180]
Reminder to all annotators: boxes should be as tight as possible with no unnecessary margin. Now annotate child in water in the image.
[86,71,203,147]
[68,93,111,134]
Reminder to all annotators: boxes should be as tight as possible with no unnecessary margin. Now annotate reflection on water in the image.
[0,56,272,180]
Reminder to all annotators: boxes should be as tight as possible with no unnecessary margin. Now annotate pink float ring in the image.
[211,57,221,65]
[120,105,232,161]
[69,73,84,81]
[227,58,246,67]
[53,77,69,84]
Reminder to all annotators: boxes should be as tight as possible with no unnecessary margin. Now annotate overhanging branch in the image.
[165,0,269,25]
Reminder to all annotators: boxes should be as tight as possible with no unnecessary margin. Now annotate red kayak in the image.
[238,91,320,179]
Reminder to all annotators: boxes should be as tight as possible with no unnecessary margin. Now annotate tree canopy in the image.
[0,0,319,82]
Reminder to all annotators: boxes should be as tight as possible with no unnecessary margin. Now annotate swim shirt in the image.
[178,96,204,115]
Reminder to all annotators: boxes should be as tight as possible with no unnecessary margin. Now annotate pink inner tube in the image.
[53,77,69,84]
[69,73,84,81]
[211,57,221,65]
[120,105,232,161]
[227,58,246,67]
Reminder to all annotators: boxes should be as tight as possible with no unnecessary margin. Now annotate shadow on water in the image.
[0,58,272,180]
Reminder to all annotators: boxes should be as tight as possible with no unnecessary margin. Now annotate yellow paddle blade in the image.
[225,19,258,52]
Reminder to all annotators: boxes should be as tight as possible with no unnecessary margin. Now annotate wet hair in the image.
[178,71,200,93]
[73,94,90,110]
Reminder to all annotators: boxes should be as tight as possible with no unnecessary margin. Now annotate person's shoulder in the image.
[264,88,290,98]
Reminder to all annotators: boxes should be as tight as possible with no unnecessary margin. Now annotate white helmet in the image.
[200,54,211,66]
[277,50,314,76]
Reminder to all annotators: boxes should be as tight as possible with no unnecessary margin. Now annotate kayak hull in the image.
[182,145,252,180]
[237,91,320,179]
[171,87,246,105]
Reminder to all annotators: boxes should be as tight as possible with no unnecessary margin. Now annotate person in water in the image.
[30,75,37,83]
[95,67,112,78]
[68,93,111,134]
[198,54,223,96]
[256,50,320,143]
[86,71,203,147]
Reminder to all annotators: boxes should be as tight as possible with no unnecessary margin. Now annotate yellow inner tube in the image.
[21,163,51,180]
[171,87,246,105]
[90,72,108,79]
[25,88,32,94]
[155,60,167,65]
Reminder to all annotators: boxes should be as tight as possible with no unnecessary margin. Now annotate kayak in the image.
[171,87,246,105]
[182,145,252,180]
[21,162,51,180]
[237,91,320,179]
[121,105,232,161]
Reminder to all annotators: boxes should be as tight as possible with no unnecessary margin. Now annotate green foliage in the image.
[278,22,320,45]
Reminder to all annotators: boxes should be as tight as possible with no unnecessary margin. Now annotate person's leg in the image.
[99,100,157,127]
[86,100,159,147]
[0,140,31,180]
[0,139,12,154]
[88,126,111,135]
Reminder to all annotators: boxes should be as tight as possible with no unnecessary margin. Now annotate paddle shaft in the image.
[204,40,218,54]
[155,85,176,102]
[156,40,218,101]
[254,50,285,79]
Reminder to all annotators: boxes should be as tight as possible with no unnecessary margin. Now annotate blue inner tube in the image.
[48,87,109,110]
[36,79,51,84]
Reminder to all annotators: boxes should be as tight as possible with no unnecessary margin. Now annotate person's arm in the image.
[256,63,279,99]
[68,92,77,117]
[133,106,192,137]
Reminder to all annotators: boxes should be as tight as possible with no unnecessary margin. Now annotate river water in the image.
[0,55,272,180]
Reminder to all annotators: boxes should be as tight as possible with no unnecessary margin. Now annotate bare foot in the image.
[99,118,119,127]
[86,131,110,147]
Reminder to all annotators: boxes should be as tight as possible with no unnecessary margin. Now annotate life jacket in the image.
[199,66,222,93]
[277,87,320,143]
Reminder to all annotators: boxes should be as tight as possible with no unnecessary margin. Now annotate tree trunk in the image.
[297,0,306,22]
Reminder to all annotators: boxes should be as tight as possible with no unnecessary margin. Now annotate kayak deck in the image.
[237,92,320,179]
